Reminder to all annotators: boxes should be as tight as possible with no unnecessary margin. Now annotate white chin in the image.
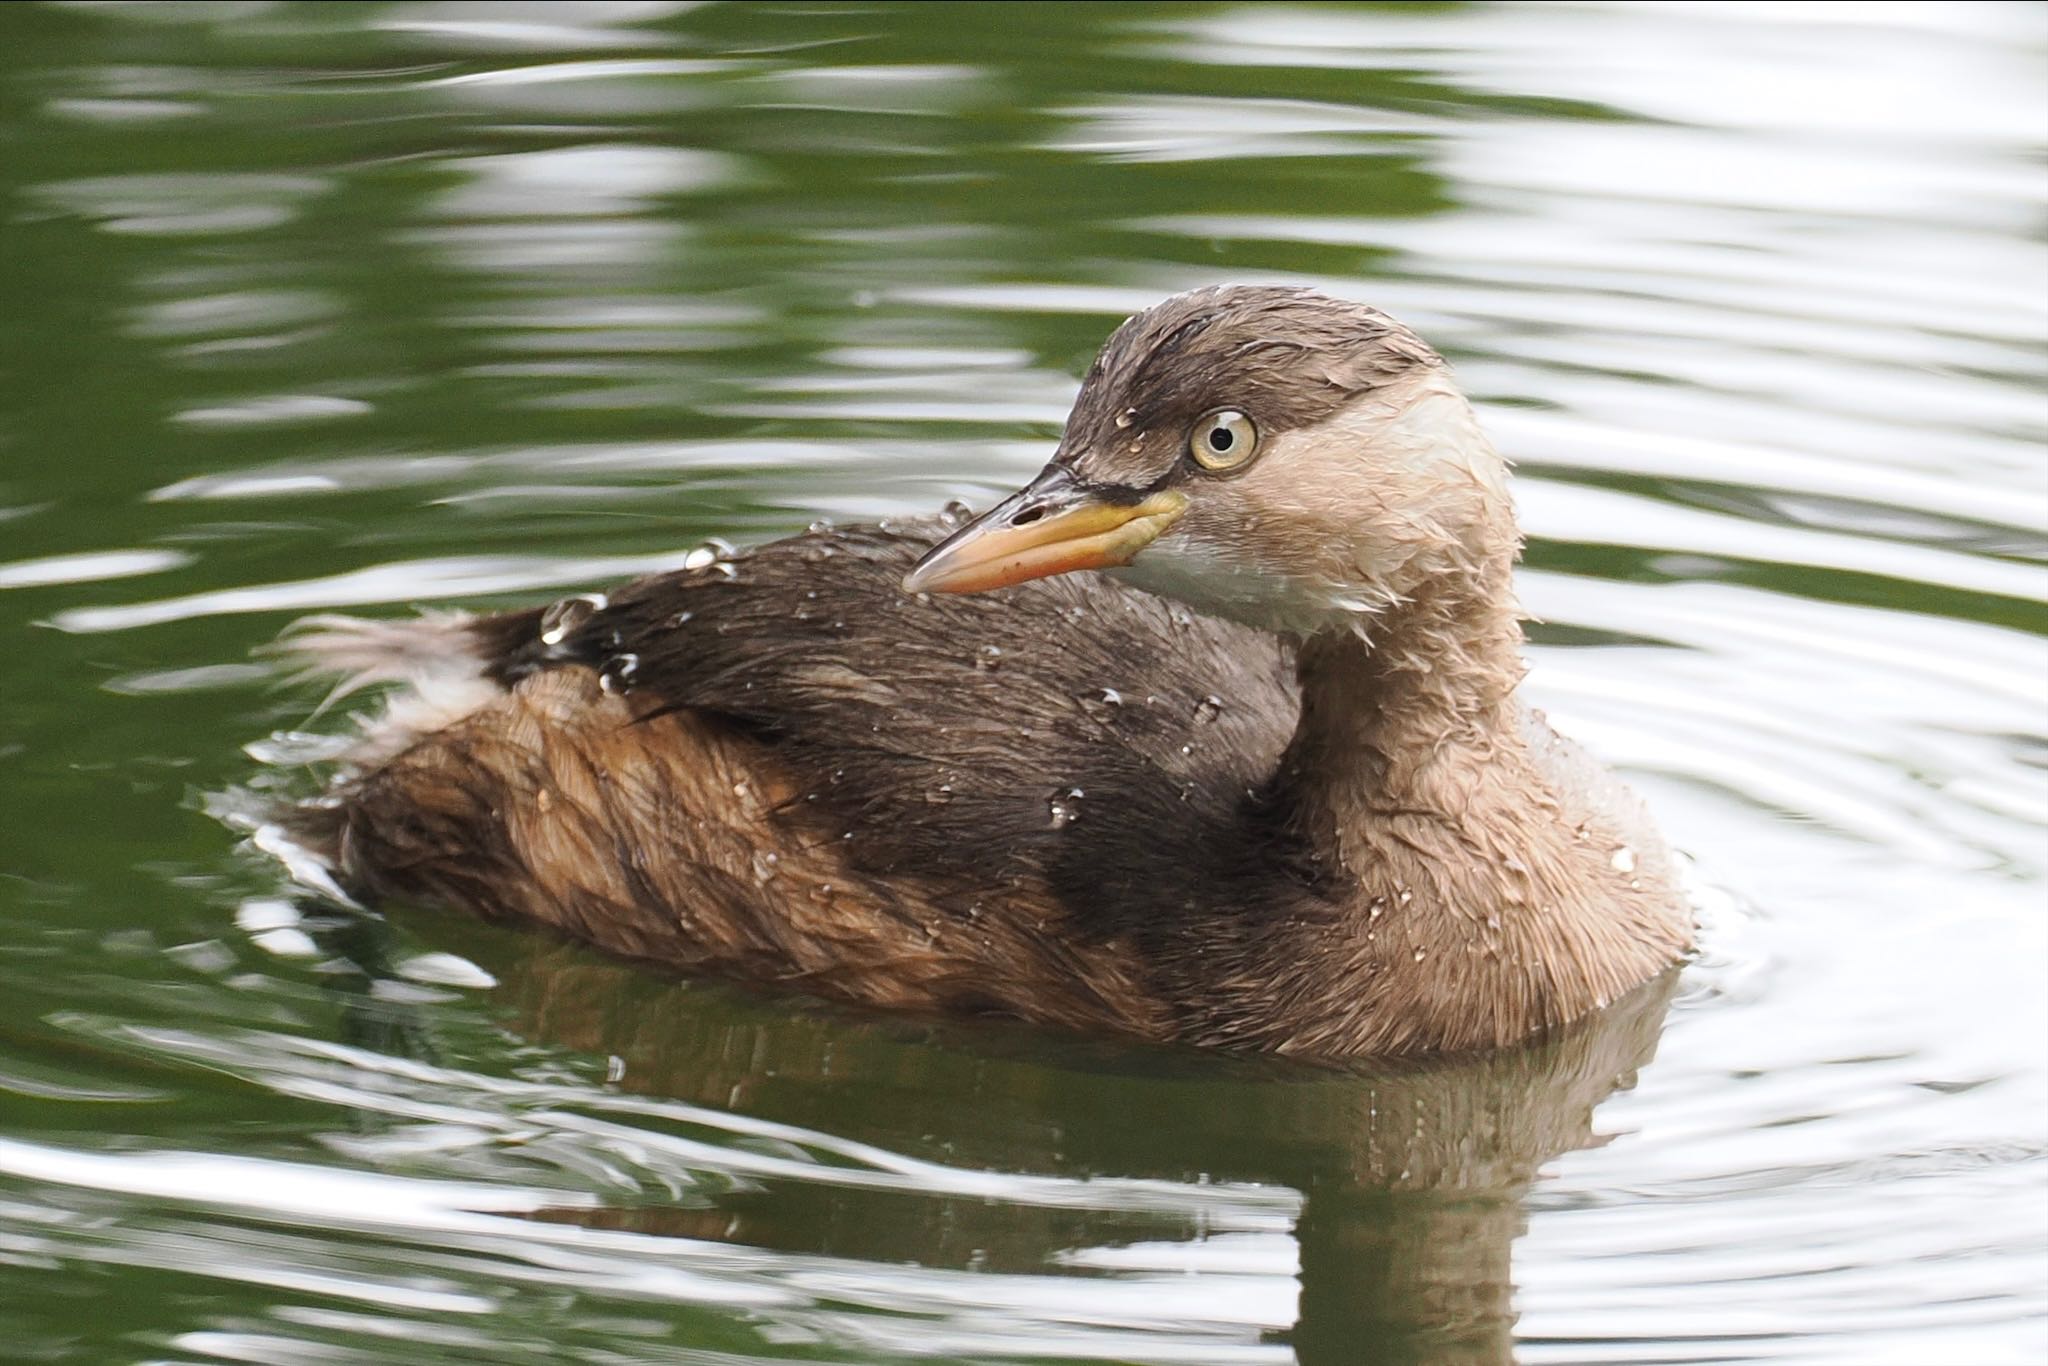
[1106,539,1368,637]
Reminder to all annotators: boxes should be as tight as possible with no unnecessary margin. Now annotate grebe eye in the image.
[1189,409,1259,471]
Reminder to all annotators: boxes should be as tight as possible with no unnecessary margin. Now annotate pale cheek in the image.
[1109,536,1369,636]
[1233,471,1408,609]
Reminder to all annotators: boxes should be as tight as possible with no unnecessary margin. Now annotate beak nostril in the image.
[1010,504,1048,527]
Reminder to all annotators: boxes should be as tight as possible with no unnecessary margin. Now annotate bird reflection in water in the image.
[333,906,1677,1366]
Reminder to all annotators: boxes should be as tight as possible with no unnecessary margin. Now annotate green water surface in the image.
[0,3,2044,1363]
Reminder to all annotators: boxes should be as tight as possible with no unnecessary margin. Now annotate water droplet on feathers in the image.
[539,593,605,646]
[683,537,734,571]
[600,652,639,693]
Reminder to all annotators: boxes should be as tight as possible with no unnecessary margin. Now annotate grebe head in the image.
[904,284,1515,637]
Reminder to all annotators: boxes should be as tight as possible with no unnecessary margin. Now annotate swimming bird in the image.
[267,284,1693,1058]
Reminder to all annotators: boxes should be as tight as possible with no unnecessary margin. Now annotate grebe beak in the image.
[903,465,1187,595]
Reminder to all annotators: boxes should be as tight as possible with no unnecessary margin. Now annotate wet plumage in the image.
[268,285,1694,1057]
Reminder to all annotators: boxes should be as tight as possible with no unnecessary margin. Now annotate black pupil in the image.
[1209,427,1233,451]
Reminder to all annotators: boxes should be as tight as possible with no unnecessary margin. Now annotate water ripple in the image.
[2,1,2044,1362]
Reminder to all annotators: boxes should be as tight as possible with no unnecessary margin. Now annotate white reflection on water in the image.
[0,1022,1303,1363]
[1046,94,1432,162]
[172,395,374,429]
[34,173,328,237]
[374,0,696,53]
[0,548,192,590]
[1513,480,2045,602]
[432,145,741,220]
[6,1029,1295,1225]
[49,552,707,634]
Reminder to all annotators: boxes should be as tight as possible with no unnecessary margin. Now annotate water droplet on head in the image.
[1398,888,1414,905]
[1114,407,1137,430]
[1412,948,1428,964]
[807,518,834,536]
[1047,786,1085,829]
[941,499,973,526]
[1610,846,1637,874]
[538,593,606,647]
[1098,687,1124,706]
[974,644,1003,671]
[1193,695,1223,725]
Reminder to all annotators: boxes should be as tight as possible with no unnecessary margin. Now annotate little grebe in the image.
[268,285,1693,1057]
